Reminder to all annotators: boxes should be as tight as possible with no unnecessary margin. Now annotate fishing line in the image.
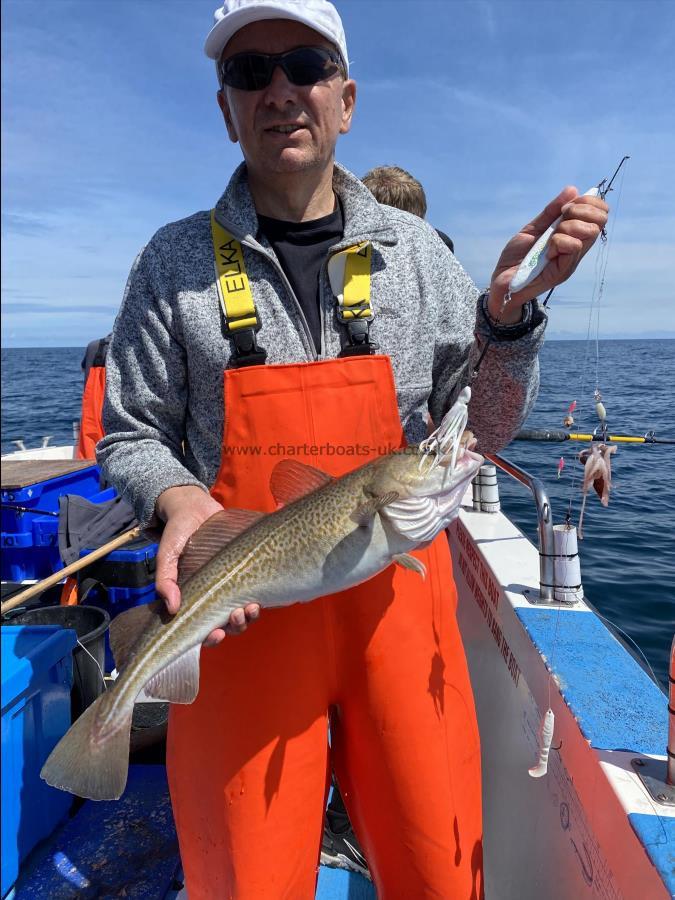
[560,243,606,525]
[590,606,663,689]
[76,638,107,691]
[562,160,628,528]
[530,160,629,778]
[593,161,627,397]
[529,254,602,777]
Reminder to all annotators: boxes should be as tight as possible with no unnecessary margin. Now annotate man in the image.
[99,2,608,896]
[362,164,455,251]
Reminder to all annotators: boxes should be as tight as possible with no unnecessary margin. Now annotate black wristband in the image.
[480,292,545,342]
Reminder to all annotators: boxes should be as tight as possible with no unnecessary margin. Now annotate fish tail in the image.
[40,690,133,801]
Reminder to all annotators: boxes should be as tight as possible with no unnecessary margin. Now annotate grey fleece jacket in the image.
[99,162,546,527]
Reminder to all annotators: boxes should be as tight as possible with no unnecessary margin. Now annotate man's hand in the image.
[488,186,609,323]
[155,485,260,646]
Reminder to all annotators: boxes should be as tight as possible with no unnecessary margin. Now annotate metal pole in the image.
[485,453,555,603]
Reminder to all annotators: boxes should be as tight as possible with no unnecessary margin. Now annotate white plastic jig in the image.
[510,187,601,294]
[529,708,555,778]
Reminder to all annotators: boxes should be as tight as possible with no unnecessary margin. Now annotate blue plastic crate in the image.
[79,534,157,588]
[1,466,102,582]
[1,625,77,898]
[1,466,101,527]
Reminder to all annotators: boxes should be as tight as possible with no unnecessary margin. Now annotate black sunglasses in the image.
[219,46,344,91]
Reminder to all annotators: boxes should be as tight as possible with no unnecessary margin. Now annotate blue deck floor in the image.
[9,765,375,899]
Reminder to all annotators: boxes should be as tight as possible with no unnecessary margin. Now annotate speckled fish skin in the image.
[41,394,482,801]
[105,441,482,713]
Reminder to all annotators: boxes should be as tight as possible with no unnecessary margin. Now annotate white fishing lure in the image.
[529,707,555,778]
[510,186,601,294]
[419,386,471,475]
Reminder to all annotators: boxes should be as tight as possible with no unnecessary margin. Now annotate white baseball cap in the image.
[204,0,349,75]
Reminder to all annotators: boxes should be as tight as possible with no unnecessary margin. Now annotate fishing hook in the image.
[418,400,468,474]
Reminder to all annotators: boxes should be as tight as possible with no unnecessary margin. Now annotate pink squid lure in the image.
[577,443,617,538]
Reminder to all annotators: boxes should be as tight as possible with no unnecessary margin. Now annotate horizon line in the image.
[3,335,675,351]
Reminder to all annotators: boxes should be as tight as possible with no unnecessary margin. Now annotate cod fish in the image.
[41,388,482,801]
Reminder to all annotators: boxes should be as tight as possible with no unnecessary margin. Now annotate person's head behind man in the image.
[204,1,356,185]
[362,165,455,253]
[362,166,427,218]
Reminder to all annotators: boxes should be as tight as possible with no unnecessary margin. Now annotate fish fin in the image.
[178,509,264,585]
[270,460,333,506]
[351,491,400,526]
[41,691,132,800]
[380,496,439,543]
[393,553,427,578]
[142,645,201,703]
[109,599,167,672]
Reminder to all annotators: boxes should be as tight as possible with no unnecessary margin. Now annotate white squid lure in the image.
[419,386,471,475]
[529,708,555,778]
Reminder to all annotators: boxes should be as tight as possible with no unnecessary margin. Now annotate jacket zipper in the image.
[214,211,397,363]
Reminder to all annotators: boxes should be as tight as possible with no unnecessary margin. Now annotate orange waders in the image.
[76,365,106,459]
[167,355,484,899]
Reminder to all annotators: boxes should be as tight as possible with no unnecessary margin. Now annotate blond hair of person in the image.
[362,166,427,218]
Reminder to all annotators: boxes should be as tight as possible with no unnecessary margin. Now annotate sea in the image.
[2,341,674,688]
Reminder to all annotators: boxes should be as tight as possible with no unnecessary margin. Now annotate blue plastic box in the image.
[79,534,157,589]
[1,625,77,898]
[1,466,101,582]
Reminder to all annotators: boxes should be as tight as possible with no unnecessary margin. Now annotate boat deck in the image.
[8,766,374,899]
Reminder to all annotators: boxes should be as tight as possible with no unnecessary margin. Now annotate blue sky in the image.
[2,0,674,347]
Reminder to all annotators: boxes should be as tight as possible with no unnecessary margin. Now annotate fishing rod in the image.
[539,155,631,309]
[1,503,59,516]
[515,429,675,445]
[470,156,631,379]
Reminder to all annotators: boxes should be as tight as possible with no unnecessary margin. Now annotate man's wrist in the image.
[155,484,211,522]
[480,292,542,341]
[486,288,523,325]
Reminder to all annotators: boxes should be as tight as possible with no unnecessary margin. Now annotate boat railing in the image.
[668,635,675,786]
[483,453,556,603]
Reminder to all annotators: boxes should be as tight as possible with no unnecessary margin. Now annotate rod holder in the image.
[552,525,583,603]
[472,464,500,513]
[484,453,556,604]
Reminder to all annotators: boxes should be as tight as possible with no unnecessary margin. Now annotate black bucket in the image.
[3,605,110,721]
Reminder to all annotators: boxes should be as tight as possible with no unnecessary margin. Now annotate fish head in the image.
[366,388,483,544]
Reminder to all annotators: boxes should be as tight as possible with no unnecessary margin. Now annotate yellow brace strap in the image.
[210,211,259,332]
[336,242,373,321]
[210,211,373,333]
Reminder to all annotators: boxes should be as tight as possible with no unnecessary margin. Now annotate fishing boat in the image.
[1,435,673,899]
